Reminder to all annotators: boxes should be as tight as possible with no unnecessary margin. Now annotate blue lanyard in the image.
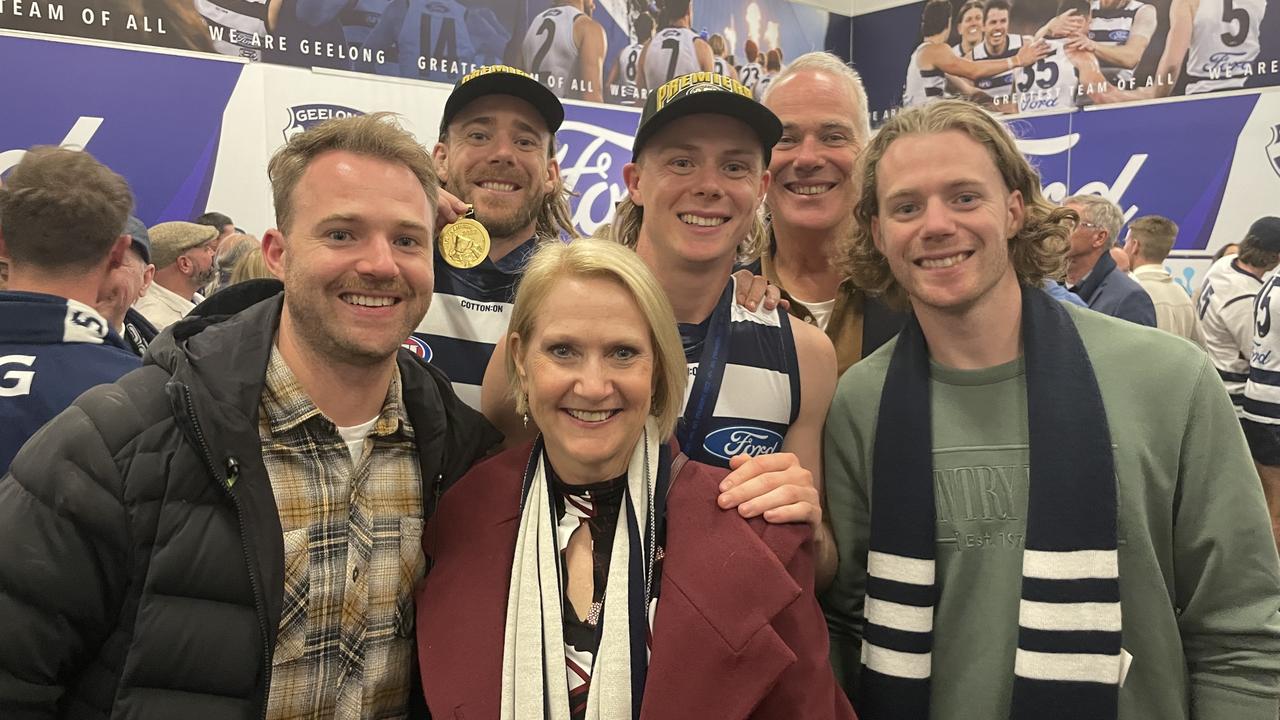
[676,281,735,457]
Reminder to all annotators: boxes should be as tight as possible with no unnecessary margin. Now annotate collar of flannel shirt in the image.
[260,345,413,440]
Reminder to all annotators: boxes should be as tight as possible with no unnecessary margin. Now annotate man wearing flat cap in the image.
[0,146,140,475]
[134,220,220,331]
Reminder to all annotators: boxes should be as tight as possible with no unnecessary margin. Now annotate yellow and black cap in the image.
[632,71,782,163]
[439,65,565,136]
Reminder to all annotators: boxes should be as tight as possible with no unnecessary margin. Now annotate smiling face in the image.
[871,130,1024,318]
[984,7,1010,52]
[435,94,560,244]
[513,275,655,485]
[625,113,769,271]
[959,7,985,45]
[765,70,862,237]
[264,150,435,368]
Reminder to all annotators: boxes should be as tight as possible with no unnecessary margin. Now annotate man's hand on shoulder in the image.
[717,451,821,532]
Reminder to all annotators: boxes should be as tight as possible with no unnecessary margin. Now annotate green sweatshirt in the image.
[821,303,1280,720]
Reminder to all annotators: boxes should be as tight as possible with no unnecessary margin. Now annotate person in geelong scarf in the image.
[416,237,854,720]
[820,99,1280,720]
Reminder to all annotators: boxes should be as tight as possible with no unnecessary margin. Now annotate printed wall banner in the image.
[0,0,828,108]
[850,0,1277,124]
[4,30,1277,304]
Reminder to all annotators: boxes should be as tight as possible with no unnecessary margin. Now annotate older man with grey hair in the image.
[1064,194,1156,326]
[755,51,905,376]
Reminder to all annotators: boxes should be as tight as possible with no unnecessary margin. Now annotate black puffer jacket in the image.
[0,282,500,719]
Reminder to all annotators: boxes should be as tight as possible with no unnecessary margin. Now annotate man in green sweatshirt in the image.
[821,98,1280,720]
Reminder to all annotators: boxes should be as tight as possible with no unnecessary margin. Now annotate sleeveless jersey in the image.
[1185,0,1266,93]
[1244,272,1280,423]
[196,0,269,61]
[712,55,732,77]
[903,42,947,107]
[1013,38,1079,113]
[1089,0,1149,84]
[738,61,764,93]
[754,72,775,100]
[406,0,479,80]
[523,6,583,98]
[678,276,802,469]
[644,27,703,87]
[614,41,645,102]
[1196,254,1264,414]
[409,238,537,410]
[972,33,1023,92]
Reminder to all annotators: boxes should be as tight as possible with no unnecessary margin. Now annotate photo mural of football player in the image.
[709,31,739,79]
[606,10,655,103]
[901,0,1049,108]
[522,0,607,100]
[1153,0,1268,95]
[638,0,714,90]
[738,37,765,91]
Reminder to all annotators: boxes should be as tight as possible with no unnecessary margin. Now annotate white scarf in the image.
[500,419,660,720]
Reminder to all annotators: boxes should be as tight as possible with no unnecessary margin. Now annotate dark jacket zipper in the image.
[181,384,272,720]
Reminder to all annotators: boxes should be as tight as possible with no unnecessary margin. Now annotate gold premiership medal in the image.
[440,206,490,269]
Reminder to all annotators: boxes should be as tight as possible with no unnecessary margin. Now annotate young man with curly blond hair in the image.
[821,99,1280,720]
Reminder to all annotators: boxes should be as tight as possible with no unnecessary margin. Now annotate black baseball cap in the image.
[439,65,564,136]
[1246,217,1280,253]
[123,215,151,264]
[632,72,783,164]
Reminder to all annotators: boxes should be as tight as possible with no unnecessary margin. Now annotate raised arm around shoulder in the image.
[1093,3,1156,69]
[1154,0,1196,97]
[0,404,132,717]
[695,37,715,72]
[480,334,539,449]
[1175,357,1280,718]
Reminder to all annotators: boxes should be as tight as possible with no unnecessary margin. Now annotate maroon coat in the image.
[417,442,856,720]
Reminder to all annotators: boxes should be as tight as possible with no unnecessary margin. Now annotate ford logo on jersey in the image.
[284,104,365,141]
[401,336,433,362]
[1107,30,1129,42]
[702,426,784,461]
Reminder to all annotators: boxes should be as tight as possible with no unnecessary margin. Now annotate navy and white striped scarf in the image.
[859,285,1121,720]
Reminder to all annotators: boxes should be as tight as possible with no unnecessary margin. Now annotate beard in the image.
[281,267,427,368]
[191,263,218,289]
[446,176,544,241]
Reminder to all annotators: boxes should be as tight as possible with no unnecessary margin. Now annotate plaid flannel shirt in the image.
[259,347,425,719]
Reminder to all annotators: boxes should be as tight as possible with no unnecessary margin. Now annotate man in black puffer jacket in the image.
[0,114,500,719]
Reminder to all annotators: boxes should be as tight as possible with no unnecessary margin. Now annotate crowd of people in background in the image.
[0,56,1278,720]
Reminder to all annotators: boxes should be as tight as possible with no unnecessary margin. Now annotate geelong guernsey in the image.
[903,42,947,107]
[1245,273,1280,423]
[1196,254,1263,413]
[409,238,538,410]
[615,41,645,102]
[972,34,1023,92]
[1185,0,1266,93]
[196,0,270,60]
[1088,0,1149,84]
[739,61,764,93]
[1014,38,1079,113]
[678,276,801,468]
[644,27,703,87]
[523,5,584,97]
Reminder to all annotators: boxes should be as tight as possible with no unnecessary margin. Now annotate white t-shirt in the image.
[799,297,837,331]
[336,416,380,465]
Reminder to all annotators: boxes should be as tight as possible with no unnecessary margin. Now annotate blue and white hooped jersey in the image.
[972,34,1023,92]
[408,238,538,410]
[1197,254,1263,414]
[1245,272,1280,423]
[678,276,801,468]
[1088,0,1149,84]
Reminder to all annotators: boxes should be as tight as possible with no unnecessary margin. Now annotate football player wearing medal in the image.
[482,72,841,589]
[410,65,579,410]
